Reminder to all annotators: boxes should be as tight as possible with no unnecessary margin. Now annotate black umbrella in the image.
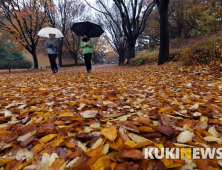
[71,20,104,38]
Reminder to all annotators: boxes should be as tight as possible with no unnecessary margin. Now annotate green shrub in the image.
[0,37,24,61]
[129,51,158,66]
[17,60,33,68]
[129,56,147,66]
[0,60,32,69]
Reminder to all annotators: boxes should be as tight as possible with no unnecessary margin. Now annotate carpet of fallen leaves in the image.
[0,63,222,170]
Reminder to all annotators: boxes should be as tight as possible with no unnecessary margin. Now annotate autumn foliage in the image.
[0,63,222,169]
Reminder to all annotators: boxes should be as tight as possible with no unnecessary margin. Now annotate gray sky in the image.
[84,0,113,19]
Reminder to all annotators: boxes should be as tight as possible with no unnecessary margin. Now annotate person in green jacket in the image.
[81,32,94,73]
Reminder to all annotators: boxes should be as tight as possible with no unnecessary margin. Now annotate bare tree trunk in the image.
[119,54,121,66]
[157,0,170,65]
[126,40,136,64]
[32,51,38,69]
[26,46,38,69]
[74,53,78,66]
[58,38,63,66]
[121,50,125,65]
[93,52,97,64]
[118,50,125,66]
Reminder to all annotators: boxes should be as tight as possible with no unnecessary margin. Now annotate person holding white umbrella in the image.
[45,34,59,73]
[38,27,64,73]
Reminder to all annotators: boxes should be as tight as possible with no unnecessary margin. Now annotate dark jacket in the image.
[45,38,59,54]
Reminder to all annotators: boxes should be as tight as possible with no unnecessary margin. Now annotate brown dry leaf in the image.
[166,160,185,168]
[0,158,11,167]
[203,136,222,144]
[39,134,58,144]
[66,157,81,169]
[153,125,174,137]
[138,126,155,132]
[87,138,107,157]
[66,139,76,149]
[137,117,152,126]
[90,155,110,170]
[177,130,195,143]
[107,103,118,108]
[101,126,117,141]
[50,157,65,170]
[0,131,17,143]
[91,138,103,149]
[80,110,98,118]
[120,149,143,160]
[4,160,23,170]
[1,63,222,170]
[128,133,152,143]
[208,126,219,137]
[32,143,45,153]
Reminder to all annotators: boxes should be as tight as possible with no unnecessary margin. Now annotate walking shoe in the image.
[88,69,92,73]
[52,70,55,74]
[55,69,58,73]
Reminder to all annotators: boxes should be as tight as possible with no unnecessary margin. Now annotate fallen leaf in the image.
[204,136,222,144]
[208,126,219,137]
[177,130,195,143]
[91,138,103,149]
[66,157,81,169]
[120,149,143,160]
[17,130,36,142]
[80,110,98,118]
[101,126,117,141]
[128,133,151,143]
[153,125,174,137]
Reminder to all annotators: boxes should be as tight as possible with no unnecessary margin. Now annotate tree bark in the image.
[121,51,125,65]
[32,51,38,69]
[118,52,122,66]
[126,40,136,64]
[157,0,170,65]
[118,50,125,66]
[26,45,38,69]
[58,38,63,66]
[93,52,97,64]
[74,53,78,66]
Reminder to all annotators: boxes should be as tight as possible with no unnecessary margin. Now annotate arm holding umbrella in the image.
[52,38,59,48]
[45,39,53,48]
[88,39,94,48]
[45,35,59,48]
[81,41,87,48]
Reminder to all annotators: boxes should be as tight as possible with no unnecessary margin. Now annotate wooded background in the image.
[0,0,221,69]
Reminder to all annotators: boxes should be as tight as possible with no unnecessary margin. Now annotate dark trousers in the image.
[48,54,58,70]
[84,53,92,71]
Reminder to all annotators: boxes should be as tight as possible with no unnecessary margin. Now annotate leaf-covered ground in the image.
[0,63,222,170]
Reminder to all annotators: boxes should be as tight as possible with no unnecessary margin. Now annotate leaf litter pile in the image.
[0,63,222,170]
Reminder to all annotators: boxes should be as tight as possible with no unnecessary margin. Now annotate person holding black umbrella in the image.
[81,32,94,73]
[71,20,104,73]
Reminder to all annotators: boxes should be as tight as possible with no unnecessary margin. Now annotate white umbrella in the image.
[37,27,64,38]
